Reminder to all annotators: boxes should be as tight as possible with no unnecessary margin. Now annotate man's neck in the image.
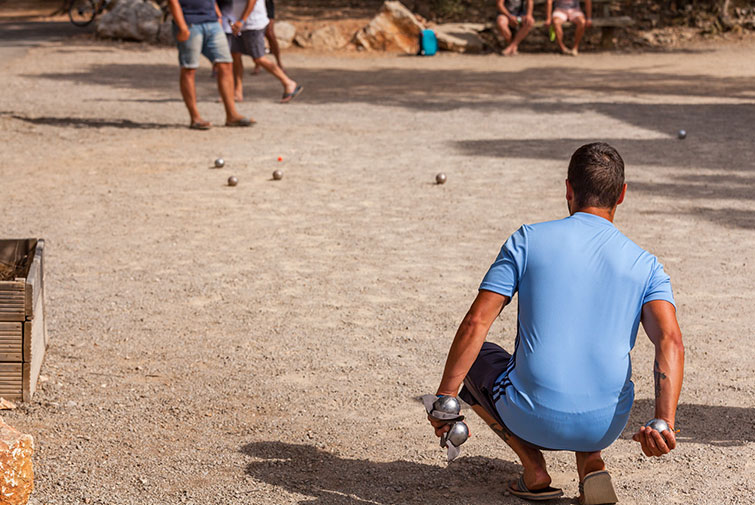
[571,206,616,223]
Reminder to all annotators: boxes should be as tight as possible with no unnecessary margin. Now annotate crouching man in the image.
[429,142,684,504]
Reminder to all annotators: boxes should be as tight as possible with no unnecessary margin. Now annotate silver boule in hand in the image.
[645,418,671,443]
[422,394,468,462]
[445,420,469,447]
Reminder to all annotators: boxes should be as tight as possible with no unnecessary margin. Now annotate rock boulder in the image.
[354,1,425,53]
[434,23,486,53]
[0,417,34,505]
[95,0,164,43]
[310,26,349,50]
[274,21,297,49]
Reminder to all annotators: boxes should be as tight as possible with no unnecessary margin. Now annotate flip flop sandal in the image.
[281,84,303,103]
[508,475,564,501]
[225,117,255,127]
[579,470,618,505]
[189,121,212,130]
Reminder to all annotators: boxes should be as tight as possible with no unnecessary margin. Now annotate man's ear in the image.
[565,179,574,201]
[616,183,627,206]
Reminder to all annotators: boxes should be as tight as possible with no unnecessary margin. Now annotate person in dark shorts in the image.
[428,143,684,504]
[165,0,253,129]
[221,0,301,103]
[495,0,535,56]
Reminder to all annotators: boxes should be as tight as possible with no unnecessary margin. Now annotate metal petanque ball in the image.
[645,418,669,433]
[272,170,283,181]
[436,173,447,185]
[446,421,469,447]
[433,396,461,416]
[645,418,671,443]
[214,158,225,168]
[227,176,238,187]
[677,130,687,140]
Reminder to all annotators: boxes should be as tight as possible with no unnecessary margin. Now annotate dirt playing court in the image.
[0,19,753,505]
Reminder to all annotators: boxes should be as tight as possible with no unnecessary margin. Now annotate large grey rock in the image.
[274,21,296,49]
[95,0,163,43]
[354,1,425,53]
[155,16,174,46]
[435,23,485,53]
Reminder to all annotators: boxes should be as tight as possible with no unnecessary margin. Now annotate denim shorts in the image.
[175,21,233,69]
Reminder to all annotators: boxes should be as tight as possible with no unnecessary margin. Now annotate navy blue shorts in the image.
[460,342,551,450]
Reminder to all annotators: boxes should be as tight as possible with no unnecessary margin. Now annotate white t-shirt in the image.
[221,0,268,33]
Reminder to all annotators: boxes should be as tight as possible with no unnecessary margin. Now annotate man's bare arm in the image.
[436,290,509,396]
[545,0,553,24]
[526,0,534,17]
[167,0,190,41]
[633,300,684,457]
[585,0,592,25]
[229,0,259,35]
[496,0,512,19]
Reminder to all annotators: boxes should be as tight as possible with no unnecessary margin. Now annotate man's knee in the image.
[574,16,586,27]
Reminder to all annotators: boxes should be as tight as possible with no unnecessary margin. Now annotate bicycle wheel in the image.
[68,0,97,27]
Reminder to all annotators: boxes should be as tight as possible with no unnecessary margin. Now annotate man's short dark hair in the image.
[567,142,625,209]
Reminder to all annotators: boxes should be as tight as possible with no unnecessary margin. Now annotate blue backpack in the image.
[418,29,437,56]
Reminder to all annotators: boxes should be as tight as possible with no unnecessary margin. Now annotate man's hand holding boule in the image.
[428,415,451,438]
[633,423,676,457]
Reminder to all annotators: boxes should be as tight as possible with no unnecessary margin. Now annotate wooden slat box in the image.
[0,239,47,401]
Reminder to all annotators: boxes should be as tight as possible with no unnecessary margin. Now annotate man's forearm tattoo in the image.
[489,421,510,443]
[654,359,667,399]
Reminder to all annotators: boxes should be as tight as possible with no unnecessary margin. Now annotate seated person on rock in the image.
[546,0,592,55]
[496,0,535,56]
[428,142,684,504]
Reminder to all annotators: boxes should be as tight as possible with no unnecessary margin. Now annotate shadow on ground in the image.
[0,20,87,47]
[9,114,181,129]
[241,441,572,504]
[31,63,755,110]
[453,110,754,230]
[624,400,755,447]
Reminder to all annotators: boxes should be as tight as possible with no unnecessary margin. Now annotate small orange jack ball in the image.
[277,156,283,162]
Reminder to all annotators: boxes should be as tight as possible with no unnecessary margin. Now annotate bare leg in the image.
[179,68,205,125]
[215,62,249,123]
[553,18,570,55]
[253,56,296,95]
[503,17,534,56]
[496,15,513,48]
[231,52,244,102]
[266,19,283,68]
[576,451,606,501]
[470,405,552,490]
[572,16,586,54]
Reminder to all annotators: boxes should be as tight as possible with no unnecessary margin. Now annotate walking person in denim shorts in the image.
[166,0,253,129]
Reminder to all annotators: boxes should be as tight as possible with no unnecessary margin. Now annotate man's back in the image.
[480,212,674,451]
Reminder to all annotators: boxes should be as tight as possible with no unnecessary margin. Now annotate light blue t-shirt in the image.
[480,212,675,452]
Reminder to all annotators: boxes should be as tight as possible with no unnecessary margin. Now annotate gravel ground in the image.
[0,27,753,505]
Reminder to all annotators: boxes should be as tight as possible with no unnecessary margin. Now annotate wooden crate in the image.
[0,239,47,401]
